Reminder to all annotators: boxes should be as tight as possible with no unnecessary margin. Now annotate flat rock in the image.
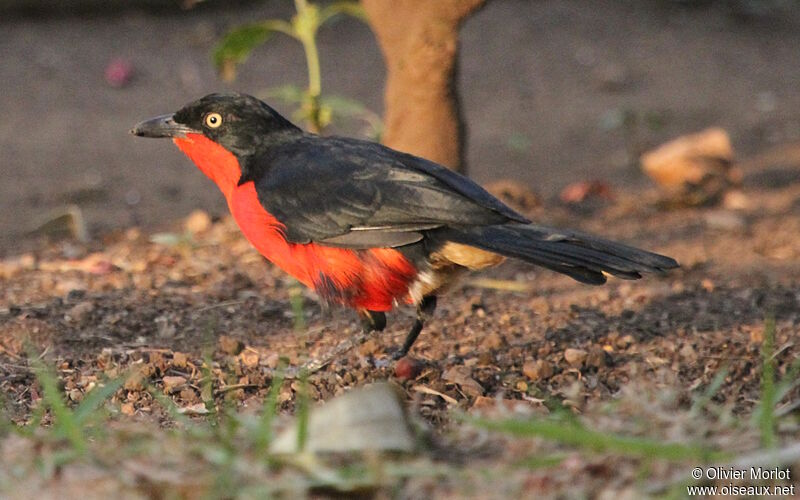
[270,383,415,454]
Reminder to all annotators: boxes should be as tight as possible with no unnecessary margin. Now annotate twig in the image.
[769,341,794,362]
[296,330,370,376]
[775,398,800,417]
[195,299,247,312]
[0,362,33,372]
[36,345,50,360]
[413,385,459,405]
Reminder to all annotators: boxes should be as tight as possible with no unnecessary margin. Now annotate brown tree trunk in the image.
[361,0,485,173]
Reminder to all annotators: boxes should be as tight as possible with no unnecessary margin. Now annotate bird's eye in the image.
[204,112,223,129]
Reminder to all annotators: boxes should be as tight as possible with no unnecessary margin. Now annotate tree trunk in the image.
[361,0,485,173]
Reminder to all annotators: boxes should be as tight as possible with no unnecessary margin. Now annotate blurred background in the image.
[2,0,800,257]
[4,4,800,496]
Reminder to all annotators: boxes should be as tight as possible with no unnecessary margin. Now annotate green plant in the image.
[10,357,124,464]
[467,411,726,463]
[752,316,800,448]
[265,84,383,140]
[253,361,286,457]
[214,0,372,134]
[214,0,380,334]
[1,358,432,496]
[757,315,778,449]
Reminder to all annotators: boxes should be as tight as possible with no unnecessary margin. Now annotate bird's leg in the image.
[393,295,437,359]
[359,309,387,333]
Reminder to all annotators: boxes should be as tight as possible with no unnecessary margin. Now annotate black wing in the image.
[245,135,529,248]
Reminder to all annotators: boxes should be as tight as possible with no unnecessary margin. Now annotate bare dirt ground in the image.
[4,149,800,412]
[2,1,800,497]
[2,140,800,495]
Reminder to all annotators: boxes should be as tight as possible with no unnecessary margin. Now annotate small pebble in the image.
[522,359,554,380]
[65,300,94,322]
[564,348,588,367]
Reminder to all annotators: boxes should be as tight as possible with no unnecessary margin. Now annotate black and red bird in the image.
[132,93,678,358]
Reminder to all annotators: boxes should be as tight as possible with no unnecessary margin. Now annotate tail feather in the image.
[434,223,678,285]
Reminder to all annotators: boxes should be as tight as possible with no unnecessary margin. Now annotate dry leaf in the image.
[413,385,459,405]
[442,366,484,398]
[177,403,210,415]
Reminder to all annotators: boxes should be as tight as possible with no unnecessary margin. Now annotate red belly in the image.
[228,181,417,311]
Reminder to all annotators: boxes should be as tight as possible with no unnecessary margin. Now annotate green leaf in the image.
[319,1,367,25]
[264,85,307,105]
[213,20,294,79]
[319,94,383,139]
[319,95,367,117]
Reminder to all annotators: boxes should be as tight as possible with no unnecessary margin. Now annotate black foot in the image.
[391,319,422,360]
[392,295,437,359]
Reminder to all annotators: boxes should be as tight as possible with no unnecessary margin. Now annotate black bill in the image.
[130,114,198,138]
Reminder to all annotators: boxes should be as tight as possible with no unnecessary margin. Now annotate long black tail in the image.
[435,223,679,285]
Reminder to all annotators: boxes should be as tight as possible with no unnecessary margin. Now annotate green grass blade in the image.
[295,369,310,452]
[24,397,47,436]
[200,353,218,421]
[757,316,777,449]
[690,365,729,417]
[72,377,125,425]
[30,359,87,455]
[288,279,307,332]
[0,410,10,437]
[468,415,725,462]
[254,364,286,456]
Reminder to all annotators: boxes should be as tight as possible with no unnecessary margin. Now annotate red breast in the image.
[174,134,418,311]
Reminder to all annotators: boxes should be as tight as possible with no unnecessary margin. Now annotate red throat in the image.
[173,134,241,198]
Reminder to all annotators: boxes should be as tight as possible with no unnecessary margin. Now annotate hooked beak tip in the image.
[131,113,194,139]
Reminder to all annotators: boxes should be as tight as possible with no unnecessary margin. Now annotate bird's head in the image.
[132,92,301,196]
